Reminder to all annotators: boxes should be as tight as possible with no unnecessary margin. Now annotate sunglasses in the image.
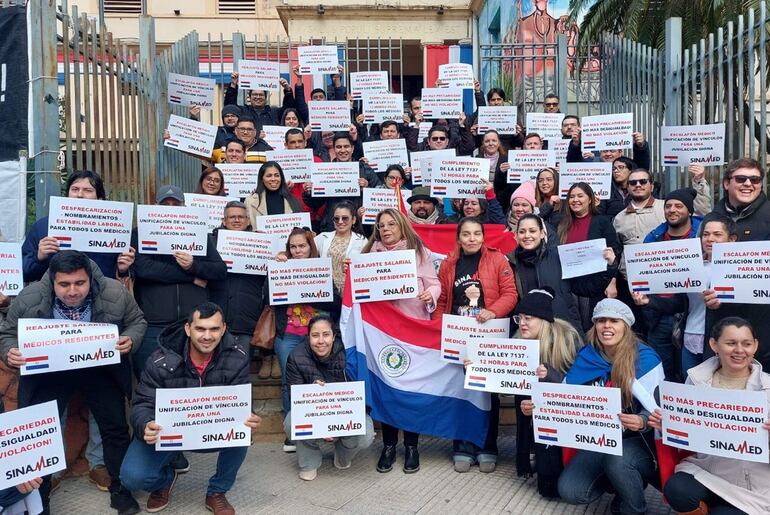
[544,102,559,107]
[333,216,351,223]
[730,175,762,185]
[628,179,650,186]
[430,136,447,142]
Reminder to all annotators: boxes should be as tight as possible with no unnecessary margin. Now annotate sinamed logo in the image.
[382,285,415,296]
[327,420,363,432]
[171,242,204,252]
[69,347,116,363]
[202,428,247,443]
[89,238,127,249]
[300,290,332,299]
[663,277,702,289]
[0,281,19,291]
[6,455,60,480]
[574,433,618,448]
[709,439,763,456]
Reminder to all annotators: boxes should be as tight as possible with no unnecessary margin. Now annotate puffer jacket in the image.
[285,338,346,404]
[130,320,250,438]
[713,191,770,241]
[675,356,770,514]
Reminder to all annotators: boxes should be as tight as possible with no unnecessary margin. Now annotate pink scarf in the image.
[370,239,408,253]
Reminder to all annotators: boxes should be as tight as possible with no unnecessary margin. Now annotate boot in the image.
[376,445,396,473]
[257,355,272,379]
[676,501,709,515]
[271,355,282,379]
[403,445,420,473]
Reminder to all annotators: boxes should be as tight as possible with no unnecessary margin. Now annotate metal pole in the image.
[139,14,157,201]
[556,34,568,109]
[664,17,682,194]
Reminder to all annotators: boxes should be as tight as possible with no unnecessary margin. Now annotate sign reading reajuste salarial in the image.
[440,315,511,364]
[476,106,518,135]
[464,338,539,395]
[155,384,252,451]
[216,230,281,276]
[184,193,240,232]
[361,188,398,225]
[431,157,486,198]
[297,45,339,74]
[559,162,612,199]
[558,239,608,279]
[526,112,565,140]
[167,73,215,108]
[253,212,312,238]
[237,59,280,91]
[362,93,403,124]
[625,239,706,294]
[438,63,475,89]
[507,150,554,184]
[0,401,66,490]
[164,115,217,158]
[661,123,725,166]
[362,138,409,173]
[215,163,260,197]
[47,197,133,253]
[409,149,456,186]
[18,319,120,376]
[0,242,23,295]
[531,382,623,456]
[710,241,770,304]
[267,257,334,306]
[660,381,768,463]
[350,71,389,99]
[265,149,314,183]
[308,100,350,131]
[290,381,366,440]
[137,205,209,256]
[580,112,634,152]
[311,162,360,197]
[421,88,463,119]
[350,250,418,303]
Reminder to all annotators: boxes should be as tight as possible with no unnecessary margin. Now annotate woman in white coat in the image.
[314,200,367,293]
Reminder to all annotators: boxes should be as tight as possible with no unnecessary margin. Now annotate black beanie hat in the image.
[221,104,241,119]
[665,187,696,215]
[514,286,555,323]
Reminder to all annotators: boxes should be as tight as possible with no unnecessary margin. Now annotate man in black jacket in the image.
[120,303,259,515]
[223,72,294,133]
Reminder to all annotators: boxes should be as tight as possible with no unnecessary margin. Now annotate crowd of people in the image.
[0,74,769,515]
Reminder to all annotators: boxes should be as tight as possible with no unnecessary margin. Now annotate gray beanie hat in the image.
[591,298,635,327]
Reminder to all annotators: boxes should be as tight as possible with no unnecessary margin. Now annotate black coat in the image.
[223,85,294,133]
[566,139,651,171]
[285,339,347,404]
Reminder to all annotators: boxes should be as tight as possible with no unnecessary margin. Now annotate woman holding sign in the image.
[648,317,770,515]
[361,208,441,474]
[534,167,561,224]
[315,201,367,293]
[195,167,226,196]
[244,161,304,228]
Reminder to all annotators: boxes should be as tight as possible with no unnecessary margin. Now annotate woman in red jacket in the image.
[433,216,519,472]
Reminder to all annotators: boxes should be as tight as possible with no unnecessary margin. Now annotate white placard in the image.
[558,239,608,279]
[625,239,707,294]
[237,59,280,91]
[349,250,419,303]
[183,194,239,232]
[267,257,334,305]
[547,138,570,163]
[308,100,350,131]
[526,112,565,140]
[417,122,432,141]
[660,381,768,463]
[362,93,403,124]
[215,163,261,197]
[265,148,314,182]
[532,382,623,456]
[362,139,409,173]
[165,114,217,158]
[410,148,456,186]
[465,338,539,395]
[440,315,510,363]
[477,106,518,135]
[559,162,613,199]
[216,230,281,276]
[0,242,23,295]
[710,241,770,304]
[421,88,463,119]
[438,63,475,89]
[581,112,634,152]
[168,72,216,108]
[311,162,361,197]
[47,197,133,253]
[290,381,366,440]
[18,319,120,376]
[0,401,66,490]
[155,384,252,451]
[298,45,339,75]
[661,123,726,166]
[431,157,486,199]
[254,212,312,238]
[350,71,389,99]
[261,125,289,150]
[137,205,209,256]
[507,150,555,184]
[361,188,398,225]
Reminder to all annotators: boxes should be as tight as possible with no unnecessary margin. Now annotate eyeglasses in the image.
[333,216,350,223]
[544,102,559,107]
[512,314,533,325]
[628,179,650,186]
[430,136,447,142]
[236,127,256,133]
[385,176,400,182]
[204,176,222,184]
[250,93,266,98]
[612,164,629,171]
[377,221,399,230]
[730,175,762,185]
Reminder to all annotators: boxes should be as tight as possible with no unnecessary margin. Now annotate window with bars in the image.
[218,0,256,15]
[103,0,142,14]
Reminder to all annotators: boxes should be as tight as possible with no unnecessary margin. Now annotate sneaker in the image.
[89,464,112,492]
[257,355,272,379]
[205,493,235,515]
[453,458,472,473]
[298,469,317,481]
[170,453,190,474]
[478,460,497,473]
[282,438,296,453]
[110,486,140,515]
[146,472,177,513]
[333,449,352,470]
[376,444,396,473]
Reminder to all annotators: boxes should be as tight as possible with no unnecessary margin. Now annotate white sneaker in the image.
[298,469,317,481]
[334,450,352,470]
[283,438,297,453]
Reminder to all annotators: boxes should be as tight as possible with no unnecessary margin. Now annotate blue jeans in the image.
[274,333,305,414]
[681,347,702,379]
[120,438,248,495]
[133,325,164,380]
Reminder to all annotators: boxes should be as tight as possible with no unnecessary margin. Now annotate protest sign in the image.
[580,112,634,152]
[261,125,289,150]
[298,45,339,74]
[47,197,133,253]
[661,123,725,166]
[362,138,409,173]
[164,114,217,158]
[464,338,539,395]
[290,381,366,440]
[409,149,456,186]
[710,241,770,304]
[155,384,252,451]
[267,257,334,306]
[361,188,398,225]
[362,93,403,124]
[526,112,565,140]
[558,239,608,279]
[625,239,706,294]
[215,163,261,197]
[350,250,418,303]
[417,122,432,141]
[254,212,312,238]
[476,106,518,135]
[184,194,240,232]
[420,88,463,119]
[350,71,389,99]
[507,150,555,184]
[559,162,612,199]
[311,162,360,197]
[137,205,209,256]
[0,242,23,295]
[440,315,511,364]
[547,138,570,163]
[216,230,281,276]
[660,381,768,463]
[308,100,350,131]
[167,73,215,108]
[438,63,475,89]
[531,382,623,456]
[265,148,314,182]
[431,157,486,198]
[237,59,279,91]
[0,401,66,490]
[18,319,120,376]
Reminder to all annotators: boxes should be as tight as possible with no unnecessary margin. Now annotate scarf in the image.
[370,239,408,253]
[484,152,499,181]
[53,296,93,321]
[408,208,440,225]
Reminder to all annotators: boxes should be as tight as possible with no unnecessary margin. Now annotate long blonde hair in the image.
[362,208,426,256]
[515,317,582,374]
[586,323,639,408]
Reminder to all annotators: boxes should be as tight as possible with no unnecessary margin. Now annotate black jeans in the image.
[665,472,748,515]
[514,395,534,475]
[380,423,418,446]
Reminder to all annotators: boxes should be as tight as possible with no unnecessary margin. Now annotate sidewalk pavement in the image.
[51,434,672,514]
